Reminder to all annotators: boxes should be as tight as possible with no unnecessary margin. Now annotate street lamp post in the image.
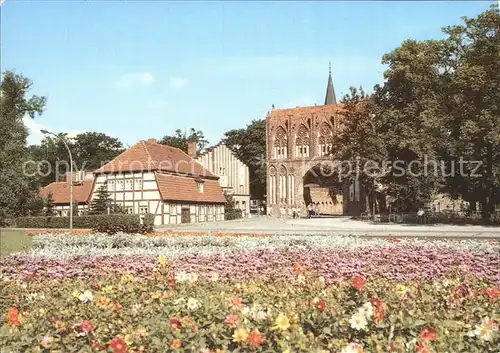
[41,129,73,230]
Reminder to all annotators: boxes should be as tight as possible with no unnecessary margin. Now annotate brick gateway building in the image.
[265,65,364,216]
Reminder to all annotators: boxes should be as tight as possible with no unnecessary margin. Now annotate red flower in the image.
[114,299,121,312]
[109,337,127,353]
[293,263,303,275]
[7,307,21,327]
[369,297,385,324]
[171,339,181,349]
[352,275,366,290]
[81,320,94,333]
[91,342,106,350]
[419,326,437,342]
[230,296,243,308]
[170,317,182,330]
[168,271,175,290]
[316,299,326,312]
[486,288,500,300]
[224,314,239,328]
[246,330,265,346]
[416,344,430,353]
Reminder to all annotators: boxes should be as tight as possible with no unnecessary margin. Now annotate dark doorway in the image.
[303,163,343,215]
[181,207,191,223]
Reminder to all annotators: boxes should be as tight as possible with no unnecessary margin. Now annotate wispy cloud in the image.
[169,77,188,90]
[23,117,85,145]
[115,72,154,89]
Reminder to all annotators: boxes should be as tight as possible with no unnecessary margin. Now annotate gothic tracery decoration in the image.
[295,124,310,157]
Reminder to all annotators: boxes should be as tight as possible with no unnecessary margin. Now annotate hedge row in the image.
[14,214,155,234]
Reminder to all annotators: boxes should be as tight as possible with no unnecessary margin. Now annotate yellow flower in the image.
[395,284,408,296]
[282,349,292,353]
[151,291,162,300]
[102,285,114,293]
[124,334,134,346]
[121,273,135,283]
[158,255,167,265]
[232,327,249,342]
[71,290,80,298]
[274,313,291,331]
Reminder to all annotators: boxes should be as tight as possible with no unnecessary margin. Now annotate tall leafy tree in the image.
[439,6,500,218]
[374,5,499,217]
[159,128,208,153]
[224,119,267,200]
[330,87,387,214]
[0,71,46,224]
[29,132,124,186]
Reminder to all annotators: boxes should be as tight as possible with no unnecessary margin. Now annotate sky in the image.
[1,0,495,147]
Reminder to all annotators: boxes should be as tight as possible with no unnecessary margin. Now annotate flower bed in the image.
[1,234,498,351]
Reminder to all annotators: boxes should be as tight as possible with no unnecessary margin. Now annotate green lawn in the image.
[0,229,31,257]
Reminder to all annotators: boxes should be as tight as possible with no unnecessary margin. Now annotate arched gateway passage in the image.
[303,163,343,215]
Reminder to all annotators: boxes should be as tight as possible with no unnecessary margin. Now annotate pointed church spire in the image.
[324,62,337,105]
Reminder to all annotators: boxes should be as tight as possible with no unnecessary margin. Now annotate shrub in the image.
[15,214,154,234]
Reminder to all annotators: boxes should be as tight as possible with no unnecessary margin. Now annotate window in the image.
[135,179,142,190]
[108,180,115,191]
[139,206,148,214]
[125,180,133,190]
[169,204,176,214]
[274,127,287,159]
[295,125,310,158]
[117,180,124,191]
[197,182,204,193]
[127,207,134,214]
[219,167,226,176]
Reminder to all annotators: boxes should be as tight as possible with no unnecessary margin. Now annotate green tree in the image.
[73,132,125,171]
[89,183,112,215]
[44,191,55,216]
[224,193,242,220]
[439,6,500,219]
[29,132,124,187]
[374,5,500,218]
[159,128,208,153]
[331,87,387,214]
[0,71,46,224]
[224,119,267,200]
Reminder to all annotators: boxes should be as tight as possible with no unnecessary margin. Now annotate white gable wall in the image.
[92,172,163,226]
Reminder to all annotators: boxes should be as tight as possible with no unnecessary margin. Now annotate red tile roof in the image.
[155,173,226,204]
[268,104,344,120]
[39,179,94,205]
[94,139,217,178]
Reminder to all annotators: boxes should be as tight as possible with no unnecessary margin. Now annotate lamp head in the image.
[40,129,50,135]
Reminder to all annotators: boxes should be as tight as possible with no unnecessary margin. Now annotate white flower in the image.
[240,306,250,316]
[358,302,373,318]
[173,297,185,305]
[341,342,365,353]
[210,272,219,282]
[187,272,198,284]
[78,290,93,303]
[187,298,200,310]
[318,276,325,285]
[297,274,305,284]
[468,316,498,341]
[349,312,368,330]
[131,303,142,314]
[175,271,188,283]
